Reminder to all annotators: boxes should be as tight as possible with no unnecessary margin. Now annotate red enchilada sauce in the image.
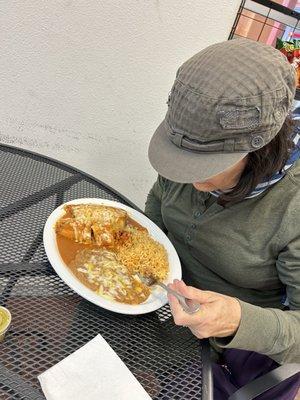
[56,213,147,296]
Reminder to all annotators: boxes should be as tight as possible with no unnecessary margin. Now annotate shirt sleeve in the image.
[144,175,167,232]
[212,234,300,364]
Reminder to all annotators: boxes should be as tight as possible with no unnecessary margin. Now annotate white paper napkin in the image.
[38,334,152,400]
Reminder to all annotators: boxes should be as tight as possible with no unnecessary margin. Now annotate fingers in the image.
[168,292,202,327]
[169,280,214,304]
[168,293,184,317]
[168,293,210,337]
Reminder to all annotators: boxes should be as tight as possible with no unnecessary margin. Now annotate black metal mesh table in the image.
[0,144,212,400]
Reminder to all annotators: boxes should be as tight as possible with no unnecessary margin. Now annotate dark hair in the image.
[219,115,296,206]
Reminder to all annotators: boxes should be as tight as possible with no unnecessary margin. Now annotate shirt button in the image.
[194,211,201,218]
[186,235,191,241]
[191,224,196,229]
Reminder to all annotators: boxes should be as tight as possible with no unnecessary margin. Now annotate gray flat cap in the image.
[148,38,296,183]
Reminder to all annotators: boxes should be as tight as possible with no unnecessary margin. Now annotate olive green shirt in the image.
[145,161,300,364]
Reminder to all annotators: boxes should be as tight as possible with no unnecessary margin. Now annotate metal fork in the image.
[139,275,200,314]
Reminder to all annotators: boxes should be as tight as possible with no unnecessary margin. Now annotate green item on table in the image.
[0,306,11,341]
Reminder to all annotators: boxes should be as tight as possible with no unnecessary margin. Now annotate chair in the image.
[228,363,300,400]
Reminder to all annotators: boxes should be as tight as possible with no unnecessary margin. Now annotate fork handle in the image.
[158,283,200,314]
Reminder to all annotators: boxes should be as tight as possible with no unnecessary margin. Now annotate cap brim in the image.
[148,120,248,183]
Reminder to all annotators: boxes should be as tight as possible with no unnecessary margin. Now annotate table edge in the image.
[0,143,141,213]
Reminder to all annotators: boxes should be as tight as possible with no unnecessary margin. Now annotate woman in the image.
[145,39,300,399]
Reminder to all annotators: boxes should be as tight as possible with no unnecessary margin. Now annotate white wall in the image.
[0,0,240,207]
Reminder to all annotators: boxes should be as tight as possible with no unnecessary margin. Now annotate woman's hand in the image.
[168,280,241,339]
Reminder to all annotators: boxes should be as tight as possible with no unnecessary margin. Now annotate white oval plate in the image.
[43,198,181,315]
